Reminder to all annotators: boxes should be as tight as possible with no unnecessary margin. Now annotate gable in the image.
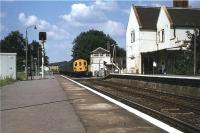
[91,47,110,54]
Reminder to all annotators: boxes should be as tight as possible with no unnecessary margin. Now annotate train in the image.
[73,59,88,73]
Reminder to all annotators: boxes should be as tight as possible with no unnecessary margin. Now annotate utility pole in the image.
[25,25,37,80]
[25,30,28,80]
[38,47,40,75]
[194,27,197,75]
[41,41,45,78]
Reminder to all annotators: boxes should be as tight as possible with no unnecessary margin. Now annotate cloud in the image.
[60,0,125,37]
[18,12,69,40]
[60,3,107,26]
[94,0,119,11]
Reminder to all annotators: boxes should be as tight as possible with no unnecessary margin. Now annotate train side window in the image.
[79,62,82,66]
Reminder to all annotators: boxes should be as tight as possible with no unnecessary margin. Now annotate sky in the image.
[1,0,200,63]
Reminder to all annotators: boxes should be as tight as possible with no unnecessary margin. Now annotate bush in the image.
[17,72,26,80]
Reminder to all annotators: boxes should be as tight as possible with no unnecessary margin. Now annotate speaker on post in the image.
[39,32,46,41]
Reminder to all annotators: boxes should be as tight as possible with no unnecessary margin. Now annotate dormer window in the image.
[158,29,165,42]
[131,30,135,43]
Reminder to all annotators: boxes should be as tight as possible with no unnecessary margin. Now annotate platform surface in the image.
[56,75,167,133]
[1,77,85,133]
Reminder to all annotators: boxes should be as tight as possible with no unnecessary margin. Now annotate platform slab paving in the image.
[56,75,167,133]
[0,77,85,133]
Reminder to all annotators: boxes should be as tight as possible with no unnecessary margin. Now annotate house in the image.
[126,1,200,74]
[90,47,111,76]
[0,53,17,79]
[152,6,200,74]
[126,5,160,74]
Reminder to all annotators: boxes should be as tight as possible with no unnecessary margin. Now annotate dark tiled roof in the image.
[135,6,160,30]
[167,8,200,27]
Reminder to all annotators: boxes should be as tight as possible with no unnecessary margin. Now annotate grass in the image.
[0,77,16,87]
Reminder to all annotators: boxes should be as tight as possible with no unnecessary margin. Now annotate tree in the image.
[0,31,26,71]
[0,31,49,72]
[172,28,200,75]
[186,28,200,74]
[72,29,125,63]
[28,41,49,68]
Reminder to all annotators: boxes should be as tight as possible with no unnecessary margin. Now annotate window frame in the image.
[131,30,135,43]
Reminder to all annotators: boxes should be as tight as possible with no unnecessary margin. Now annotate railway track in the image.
[76,78,200,133]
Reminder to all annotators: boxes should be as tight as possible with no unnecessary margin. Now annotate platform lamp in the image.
[25,25,37,80]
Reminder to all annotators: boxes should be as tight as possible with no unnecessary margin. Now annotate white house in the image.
[126,3,200,74]
[0,53,17,79]
[126,5,160,74]
[157,6,199,51]
[90,47,111,76]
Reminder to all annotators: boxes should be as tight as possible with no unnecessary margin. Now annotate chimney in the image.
[173,0,188,8]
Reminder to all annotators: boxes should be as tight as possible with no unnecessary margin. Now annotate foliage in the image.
[29,40,49,67]
[172,28,200,75]
[0,31,26,71]
[72,29,125,63]
[0,77,16,87]
[0,31,49,72]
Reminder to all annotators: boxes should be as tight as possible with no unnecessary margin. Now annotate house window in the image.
[159,29,165,42]
[93,54,99,56]
[106,53,110,57]
[131,30,135,43]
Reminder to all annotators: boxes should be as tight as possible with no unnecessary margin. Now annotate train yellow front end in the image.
[73,59,88,73]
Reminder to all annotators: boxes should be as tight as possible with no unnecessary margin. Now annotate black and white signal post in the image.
[39,32,46,79]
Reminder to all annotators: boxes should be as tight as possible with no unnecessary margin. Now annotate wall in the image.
[107,78,200,98]
[0,53,17,79]
[126,6,140,73]
[90,53,111,76]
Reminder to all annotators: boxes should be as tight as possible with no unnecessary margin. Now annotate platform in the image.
[56,75,168,133]
[0,77,85,133]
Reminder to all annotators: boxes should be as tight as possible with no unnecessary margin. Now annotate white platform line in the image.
[61,75,183,133]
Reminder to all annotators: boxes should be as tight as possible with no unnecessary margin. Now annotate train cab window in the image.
[84,61,86,66]
[75,62,77,66]
[79,62,82,66]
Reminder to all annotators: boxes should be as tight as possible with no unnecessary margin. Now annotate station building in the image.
[126,1,200,74]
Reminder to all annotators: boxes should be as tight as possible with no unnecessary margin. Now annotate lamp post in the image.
[111,44,116,73]
[25,25,37,80]
[99,59,102,77]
